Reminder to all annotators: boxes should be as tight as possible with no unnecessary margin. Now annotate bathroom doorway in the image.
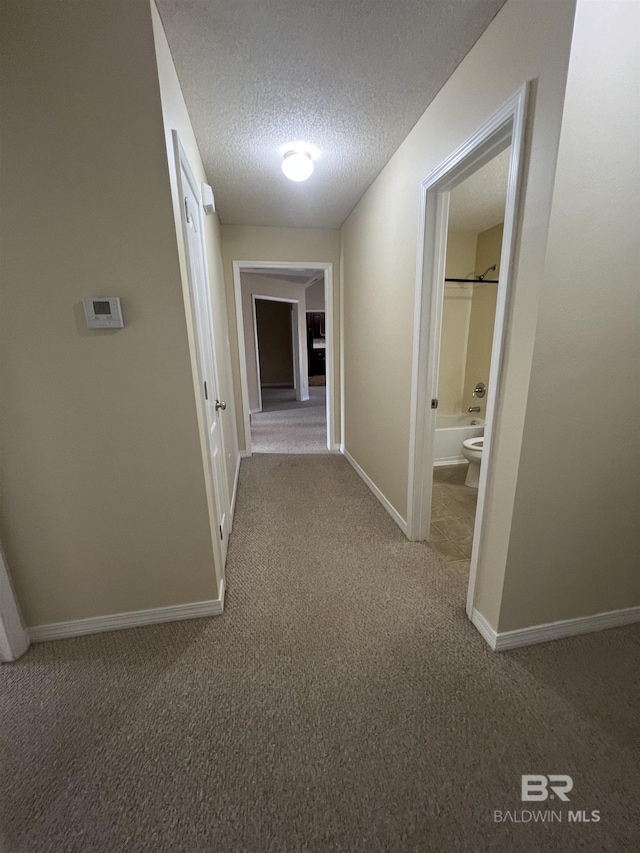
[406,85,528,617]
[430,152,509,576]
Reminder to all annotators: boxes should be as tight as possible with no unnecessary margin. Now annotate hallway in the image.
[251,387,328,453]
[1,454,638,852]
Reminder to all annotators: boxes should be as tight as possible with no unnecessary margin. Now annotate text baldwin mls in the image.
[493,775,601,824]
[494,809,600,824]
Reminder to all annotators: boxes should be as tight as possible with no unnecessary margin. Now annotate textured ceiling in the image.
[155,0,507,228]
[448,147,510,235]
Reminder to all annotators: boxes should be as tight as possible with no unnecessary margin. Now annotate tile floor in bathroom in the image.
[430,464,478,579]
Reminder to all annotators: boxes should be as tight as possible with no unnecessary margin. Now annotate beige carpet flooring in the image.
[251,387,328,453]
[1,454,639,852]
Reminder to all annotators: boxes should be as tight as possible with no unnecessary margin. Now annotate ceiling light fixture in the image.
[282,149,314,182]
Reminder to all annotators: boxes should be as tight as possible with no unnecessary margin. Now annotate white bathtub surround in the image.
[433,414,484,465]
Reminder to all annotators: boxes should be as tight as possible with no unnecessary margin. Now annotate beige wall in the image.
[240,273,308,412]
[255,301,294,387]
[438,233,476,414]
[151,1,238,525]
[0,0,219,626]
[305,280,325,311]
[341,0,576,624]
[475,222,504,281]
[461,223,503,417]
[498,0,640,630]
[221,226,341,448]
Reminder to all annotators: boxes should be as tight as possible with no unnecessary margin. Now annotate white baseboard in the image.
[29,594,225,643]
[239,450,251,458]
[434,456,467,467]
[341,447,408,535]
[250,407,261,415]
[470,609,498,649]
[472,604,640,651]
[330,443,341,453]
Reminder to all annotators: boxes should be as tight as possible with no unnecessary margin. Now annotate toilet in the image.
[462,436,483,488]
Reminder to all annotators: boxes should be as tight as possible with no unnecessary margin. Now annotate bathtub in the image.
[434,413,485,465]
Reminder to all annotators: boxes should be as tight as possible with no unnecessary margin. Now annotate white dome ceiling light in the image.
[282,149,314,182]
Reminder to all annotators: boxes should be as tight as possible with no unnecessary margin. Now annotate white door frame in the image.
[232,261,335,454]
[0,548,30,662]
[252,294,301,409]
[174,131,230,577]
[406,84,529,618]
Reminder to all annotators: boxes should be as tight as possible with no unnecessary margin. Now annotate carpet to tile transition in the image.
[1,454,639,852]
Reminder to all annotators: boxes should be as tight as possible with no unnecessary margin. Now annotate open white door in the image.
[175,135,231,566]
[0,548,30,662]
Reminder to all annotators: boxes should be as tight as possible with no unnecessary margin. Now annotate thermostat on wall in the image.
[83,297,124,329]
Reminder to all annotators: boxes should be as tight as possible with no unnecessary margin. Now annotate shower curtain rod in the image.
[444,278,499,283]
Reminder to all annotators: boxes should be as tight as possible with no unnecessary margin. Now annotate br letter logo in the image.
[521,775,573,802]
